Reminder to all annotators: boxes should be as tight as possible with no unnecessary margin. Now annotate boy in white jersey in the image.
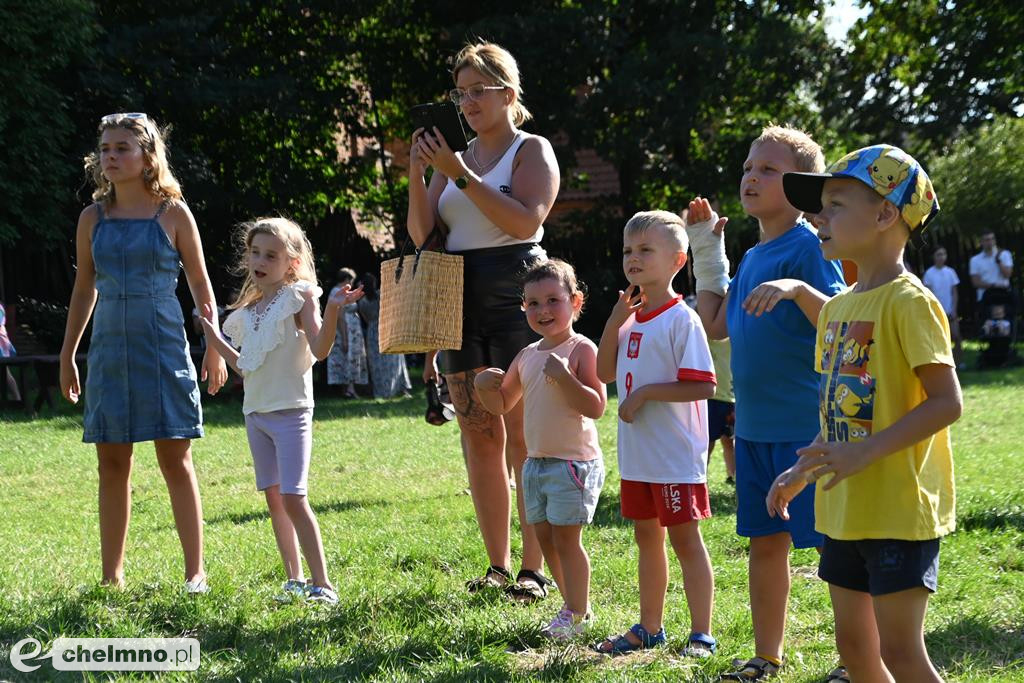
[594,210,719,657]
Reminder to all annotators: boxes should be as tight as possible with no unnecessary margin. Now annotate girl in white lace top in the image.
[200,217,362,604]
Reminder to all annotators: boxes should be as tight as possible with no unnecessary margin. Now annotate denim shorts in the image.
[819,536,940,596]
[523,457,605,526]
[735,437,823,549]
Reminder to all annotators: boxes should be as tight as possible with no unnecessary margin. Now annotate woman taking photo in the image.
[407,41,560,600]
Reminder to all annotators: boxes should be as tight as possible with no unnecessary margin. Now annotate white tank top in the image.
[438,132,544,251]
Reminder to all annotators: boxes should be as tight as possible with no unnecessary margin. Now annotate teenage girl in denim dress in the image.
[60,113,227,591]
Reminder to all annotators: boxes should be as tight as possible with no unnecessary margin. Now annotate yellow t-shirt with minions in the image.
[814,272,955,541]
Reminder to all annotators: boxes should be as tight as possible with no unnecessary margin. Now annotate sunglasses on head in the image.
[100,112,153,130]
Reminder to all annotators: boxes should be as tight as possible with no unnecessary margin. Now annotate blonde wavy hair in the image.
[84,114,182,204]
[452,42,532,126]
[229,217,319,310]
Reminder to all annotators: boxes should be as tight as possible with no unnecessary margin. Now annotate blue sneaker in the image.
[683,632,717,658]
[275,579,307,603]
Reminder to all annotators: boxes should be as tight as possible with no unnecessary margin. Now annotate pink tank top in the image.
[515,334,602,461]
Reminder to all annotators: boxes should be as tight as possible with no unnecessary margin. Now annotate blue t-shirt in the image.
[726,221,846,442]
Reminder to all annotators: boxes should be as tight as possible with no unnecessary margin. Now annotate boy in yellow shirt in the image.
[767,145,961,683]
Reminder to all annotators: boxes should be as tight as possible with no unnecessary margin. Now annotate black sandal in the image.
[466,565,511,593]
[504,568,555,603]
[825,665,850,682]
[424,379,453,425]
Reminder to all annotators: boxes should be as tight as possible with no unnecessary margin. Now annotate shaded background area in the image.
[1,0,1022,347]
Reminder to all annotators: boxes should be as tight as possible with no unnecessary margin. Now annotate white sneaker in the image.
[184,577,210,594]
[305,585,338,605]
[541,607,592,640]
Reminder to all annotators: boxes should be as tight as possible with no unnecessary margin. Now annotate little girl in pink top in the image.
[475,259,607,640]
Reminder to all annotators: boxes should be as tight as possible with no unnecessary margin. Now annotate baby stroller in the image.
[977,287,1018,368]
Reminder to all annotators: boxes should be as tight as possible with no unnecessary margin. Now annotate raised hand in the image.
[607,285,644,330]
[327,284,364,311]
[685,196,730,296]
[686,196,729,236]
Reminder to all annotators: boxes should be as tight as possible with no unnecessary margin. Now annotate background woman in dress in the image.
[357,272,411,399]
[406,42,561,599]
[326,267,367,398]
[0,301,19,402]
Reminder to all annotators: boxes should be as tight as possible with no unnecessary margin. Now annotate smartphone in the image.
[411,102,468,152]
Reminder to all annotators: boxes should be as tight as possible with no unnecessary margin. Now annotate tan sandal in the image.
[504,569,555,603]
[465,565,511,593]
[720,656,782,680]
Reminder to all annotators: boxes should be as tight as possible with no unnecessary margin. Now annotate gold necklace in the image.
[470,130,519,172]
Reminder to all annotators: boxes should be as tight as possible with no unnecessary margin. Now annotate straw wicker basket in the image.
[378,248,463,353]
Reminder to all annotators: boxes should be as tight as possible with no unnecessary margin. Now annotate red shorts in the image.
[620,479,711,527]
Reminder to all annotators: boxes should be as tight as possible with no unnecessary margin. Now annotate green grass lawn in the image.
[1,354,1022,681]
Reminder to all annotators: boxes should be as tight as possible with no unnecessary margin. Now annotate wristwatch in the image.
[454,172,470,190]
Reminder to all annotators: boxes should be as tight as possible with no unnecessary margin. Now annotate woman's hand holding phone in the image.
[410,127,429,177]
[418,126,467,180]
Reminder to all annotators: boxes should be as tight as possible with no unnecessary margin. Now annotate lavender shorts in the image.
[244,408,313,495]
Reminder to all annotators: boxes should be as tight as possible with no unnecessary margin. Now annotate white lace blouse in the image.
[223,281,321,415]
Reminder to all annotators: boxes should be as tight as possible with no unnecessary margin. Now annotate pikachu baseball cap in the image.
[783,144,939,231]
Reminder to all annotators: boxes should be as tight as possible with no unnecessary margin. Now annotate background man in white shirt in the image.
[969,231,1013,303]
[923,245,963,367]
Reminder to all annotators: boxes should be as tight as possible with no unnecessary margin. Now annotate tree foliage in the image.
[0,0,95,246]
[928,115,1024,238]
[825,0,1024,153]
[2,0,1021,313]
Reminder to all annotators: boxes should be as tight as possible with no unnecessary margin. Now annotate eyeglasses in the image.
[448,85,506,105]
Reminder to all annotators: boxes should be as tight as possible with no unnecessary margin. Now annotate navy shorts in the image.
[707,398,735,441]
[819,536,940,595]
[735,436,822,549]
[440,243,545,374]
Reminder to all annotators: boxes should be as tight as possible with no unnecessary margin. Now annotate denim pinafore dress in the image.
[83,202,203,443]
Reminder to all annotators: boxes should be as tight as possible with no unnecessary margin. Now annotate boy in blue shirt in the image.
[686,126,846,680]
